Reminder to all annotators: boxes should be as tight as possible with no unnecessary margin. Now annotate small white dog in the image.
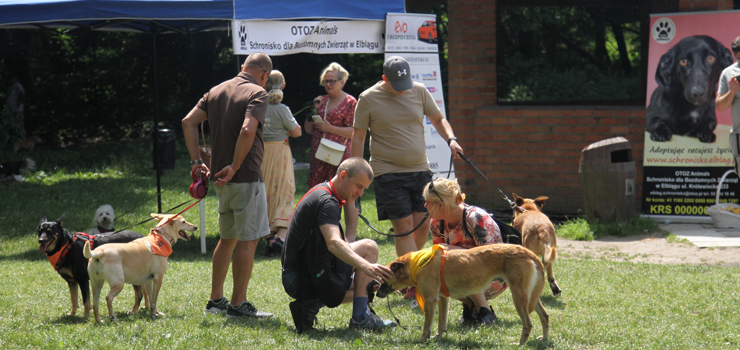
[88,204,116,235]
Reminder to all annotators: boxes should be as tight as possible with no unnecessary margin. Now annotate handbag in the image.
[314,96,347,166]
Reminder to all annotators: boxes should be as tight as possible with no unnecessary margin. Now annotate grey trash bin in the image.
[156,129,176,170]
[578,137,636,222]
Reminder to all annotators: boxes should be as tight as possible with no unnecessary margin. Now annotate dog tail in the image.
[83,241,102,259]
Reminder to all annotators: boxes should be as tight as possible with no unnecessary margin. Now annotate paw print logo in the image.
[656,21,671,39]
[652,18,676,44]
[239,23,248,48]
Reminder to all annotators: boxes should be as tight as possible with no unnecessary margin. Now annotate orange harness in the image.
[440,249,450,298]
[46,232,96,282]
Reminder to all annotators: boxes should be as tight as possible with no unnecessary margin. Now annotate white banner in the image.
[385,52,454,179]
[232,20,385,56]
[384,13,438,53]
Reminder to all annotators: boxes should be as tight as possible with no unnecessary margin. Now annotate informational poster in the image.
[385,13,453,178]
[232,20,384,55]
[643,11,740,220]
[384,13,438,53]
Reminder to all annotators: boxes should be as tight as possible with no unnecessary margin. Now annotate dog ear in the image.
[390,261,405,273]
[55,214,65,224]
[534,196,549,209]
[656,46,677,87]
[718,43,734,70]
[39,217,47,225]
[513,193,524,206]
[150,213,165,221]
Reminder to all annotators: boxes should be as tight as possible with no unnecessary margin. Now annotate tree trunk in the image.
[611,22,633,75]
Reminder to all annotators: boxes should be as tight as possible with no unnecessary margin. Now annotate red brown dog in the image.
[513,193,561,296]
[376,244,550,345]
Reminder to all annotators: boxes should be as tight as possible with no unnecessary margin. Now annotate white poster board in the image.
[384,12,439,53]
[232,20,385,56]
[385,13,453,179]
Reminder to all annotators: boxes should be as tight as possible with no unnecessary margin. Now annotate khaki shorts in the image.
[214,182,270,241]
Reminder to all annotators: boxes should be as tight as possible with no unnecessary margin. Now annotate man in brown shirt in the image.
[182,52,274,319]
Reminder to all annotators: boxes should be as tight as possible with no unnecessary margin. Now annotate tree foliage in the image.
[498,6,643,103]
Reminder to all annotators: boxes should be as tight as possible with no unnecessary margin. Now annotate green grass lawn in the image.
[1,140,739,349]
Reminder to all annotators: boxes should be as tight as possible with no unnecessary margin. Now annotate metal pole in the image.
[152,30,162,213]
[200,200,206,254]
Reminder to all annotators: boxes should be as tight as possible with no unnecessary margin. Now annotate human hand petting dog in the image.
[360,262,393,283]
[213,165,236,185]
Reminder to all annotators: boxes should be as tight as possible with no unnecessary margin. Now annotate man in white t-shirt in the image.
[716,36,740,172]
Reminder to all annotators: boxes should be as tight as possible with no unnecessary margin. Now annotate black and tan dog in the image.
[37,215,147,318]
[377,244,549,345]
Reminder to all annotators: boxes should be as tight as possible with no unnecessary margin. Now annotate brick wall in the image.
[446,0,726,215]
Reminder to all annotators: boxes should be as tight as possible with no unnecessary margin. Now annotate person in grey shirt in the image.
[716,36,740,172]
[262,70,301,256]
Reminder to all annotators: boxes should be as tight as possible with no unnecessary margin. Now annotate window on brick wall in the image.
[497,5,643,105]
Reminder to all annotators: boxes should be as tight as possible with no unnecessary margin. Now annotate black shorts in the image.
[282,263,353,301]
[374,171,434,221]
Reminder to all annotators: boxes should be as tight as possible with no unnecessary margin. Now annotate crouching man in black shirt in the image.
[282,157,395,333]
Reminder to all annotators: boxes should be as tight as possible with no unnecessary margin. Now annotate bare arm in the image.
[350,128,366,158]
[717,77,740,111]
[182,107,209,175]
[427,111,463,158]
[315,123,354,139]
[320,223,392,281]
[289,125,302,138]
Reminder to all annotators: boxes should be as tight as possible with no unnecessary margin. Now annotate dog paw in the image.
[698,132,716,143]
[650,129,672,142]
[152,311,165,317]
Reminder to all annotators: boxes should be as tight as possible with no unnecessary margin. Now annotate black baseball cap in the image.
[383,56,413,92]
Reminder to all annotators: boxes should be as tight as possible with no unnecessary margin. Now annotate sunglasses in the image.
[322,79,339,86]
[428,180,444,202]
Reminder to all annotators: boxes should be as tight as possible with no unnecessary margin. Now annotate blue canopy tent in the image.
[0,0,404,212]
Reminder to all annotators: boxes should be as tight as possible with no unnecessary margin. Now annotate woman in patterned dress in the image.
[423,177,508,327]
[304,62,359,241]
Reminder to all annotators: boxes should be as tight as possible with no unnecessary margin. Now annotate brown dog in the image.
[513,193,561,296]
[83,213,195,322]
[376,244,549,345]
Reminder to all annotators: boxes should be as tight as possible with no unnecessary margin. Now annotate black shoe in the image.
[475,306,497,326]
[460,303,476,325]
[270,237,284,255]
[289,300,318,334]
[204,297,229,315]
[226,301,273,319]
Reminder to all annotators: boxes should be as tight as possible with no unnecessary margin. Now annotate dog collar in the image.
[97,226,114,233]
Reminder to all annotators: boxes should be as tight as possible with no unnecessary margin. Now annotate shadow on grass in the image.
[0,248,45,262]
[540,295,565,309]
